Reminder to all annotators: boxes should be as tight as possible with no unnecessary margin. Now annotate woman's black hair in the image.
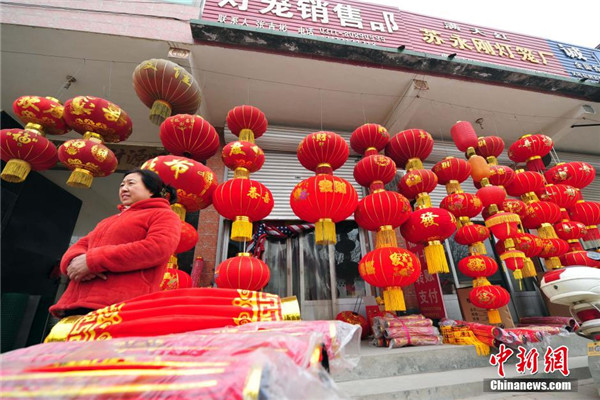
[124,169,178,205]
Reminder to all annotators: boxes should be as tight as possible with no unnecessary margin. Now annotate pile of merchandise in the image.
[371,314,442,348]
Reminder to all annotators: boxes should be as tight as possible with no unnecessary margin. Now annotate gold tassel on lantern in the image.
[522,258,537,278]
[537,223,558,239]
[424,240,449,274]
[315,218,336,245]
[469,242,487,255]
[171,203,186,221]
[231,215,253,242]
[67,168,94,188]
[545,257,563,270]
[473,277,491,287]
[375,225,397,248]
[1,159,31,183]
[383,286,406,312]
[487,309,502,324]
[239,129,255,143]
[149,99,172,125]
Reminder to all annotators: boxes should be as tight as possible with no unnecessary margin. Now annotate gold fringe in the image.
[415,193,432,209]
[473,277,491,287]
[171,203,186,221]
[67,168,94,188]
[149,99,172,125]
[376,226,397,248]
[487,156,498,165]
[485,212,520,228]
[280,296,301,320]
[538,224,558,239]
[315,218,336,245]
[521,192,539,204]
[239,129,255,143]
[1,159,31,183]
[513,269,523,281]
[424,241,449,274]
[383,287,406,312]
[233,168,250,179]
[523,258,537,278]
[545,257,563,270]
[445,181,462,195]
[487,309,502,324]
[405,158,423,171]
[469,242,487,255]
[231,216,253,242]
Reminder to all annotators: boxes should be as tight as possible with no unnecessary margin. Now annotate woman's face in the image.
[119,173,153,206]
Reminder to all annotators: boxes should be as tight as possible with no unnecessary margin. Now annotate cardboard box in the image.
[456,287,515,328]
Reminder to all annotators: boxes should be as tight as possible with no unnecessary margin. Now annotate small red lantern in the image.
[432,157,471,194]
[1,128,58,183]
[215,253,271,291]
[385,129,434,170]
[505,170,545,202]
[485,212,520,240]
[213,178,274,242]
[290,175,358,245]
[358,247,421,311]
[353,154,397,191]
[354,191,411,248]
[569,201,600,248]
[469,285,510,324]
[539,238,569,269]
[476,136,505,165]
[350,123,390,156]
[222,141,265,179]
[544,162,595,189]
[500,199,527,219]
[455,223,490,255]
[57,133,118,188]
[561,251,600,268]
[458,255,498,287]
[176,221,199,254]
[500,249,526,280]
[450,121,479,153]
[521,201,562,233]
[482,165,515,188]
[508,134,553,172]
[62,96,133,143]
[161,268,193,290]
[133,59,202,125]
[539,184,581,210]
[12,96,69,136]
[440,193,483,219]
[400,207,456,274]
[226,105,268,143]
[336,311,370,339]
[398,169,438,206]
[297,131,349,174]
[159,114,220,162]
[554,220,587,242]
[477,185,506,214]
[513,233,544,258]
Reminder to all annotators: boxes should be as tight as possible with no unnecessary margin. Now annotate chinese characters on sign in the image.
[490,344,570,378]
[548,41,600,82]
[407,242,446,319]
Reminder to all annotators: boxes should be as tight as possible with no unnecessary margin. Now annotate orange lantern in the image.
[476,136,505,165]
[1,127,58,183]
[458,255,498,287]
[353,154,397,192]
[133,59,201,125]
[385,129,433,170]
[469,285,510,324]
[159,114,220,162]
[432,156,471,194]
[508,134,553,172]
[62,96,132,143]
[215,253,271,291]
[226,105,268,143]
[358,247,421,311]
[469,155,491,183]
[350,123,390,156]
[222,140,265,179]
[354,190,411,248]
[297,131,349,174]
[12,95,69,136]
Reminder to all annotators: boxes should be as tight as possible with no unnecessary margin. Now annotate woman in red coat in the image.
[49,169,182,317]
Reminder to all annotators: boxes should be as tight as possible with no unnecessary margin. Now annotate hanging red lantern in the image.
[57,133,118,188]
[513,233,544,258]
[62,96,133,143]
[561,251,600,268]
[215,253,271,291]
[385,129,434,170]
[496,198,527,220]
[350,123,390,156]
[354,191,411,248]
[161,268,193,290]
[508,134,553,172]
[1,128,58,183]
[141,155,218,216]
[500,249,526,280]
[12,96,69,136]
[485,212,520,240]
[176,221,199,254]
[569,201,600,248]
[213,178,274,242]
[505,170,546,203]
[226,105,268,143]
[397,169,438,207]
[458,255,498,287]
[476,136,505,165]
[432,157,471,194]
[554,220,587,242]
[539,238,569,269]
[539,184,581,210]
[358,247,421,311]
[450,121,479,154]
[133,59,202,125]
[400,207,456,274]
[474,165,515,189]
[297,131,349,174]
[455,223,490,254]
[544,162,595,189]
[521,201,562,233]
[222,141,265,179]
[353,154,397,191]
[495,233,543,279]
[336,311,370,339]
[159,114,220,162]
[477,185,506,214]
[469,285,510,324]
[440,193,483,219]
[290,175,358,245]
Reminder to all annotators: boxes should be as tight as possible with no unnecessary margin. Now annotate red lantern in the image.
[290,175,358,245]
[57,133,118,188]
[358,247,421,311]
[544,162,595,189]
[539,238,569,269]
[440,193,483,219]
[336,311,370,339]
[213,178,274,242]
[469,285,510,324]
[141,155,218,215]
[133,59,201,125]
[539,184,581,209]
[521,201,561,232]
[297,131,349,174]
[1,128,58,183]
[477,185,506,215]
[455,223,490,250]
[398,169,438,205]
[350,123,390,156]
[385,129,434,170]
[176,221,199,254]
[226,105,268,143]
[508,134,553,172]
[222,141,265,179]
[450,121,478,153]
[400,207,456,274]
[432,157,471,194]
[160,268,193,290]
[496,234,541,279]
[501,198,527,219]
[215,253,271,291]
[485,212,520,240]
[476,136,505,165]
[63,96,133,143]
[353,155,397,191]
[159,114,220,162]
[569,201,600,248]
[354,191,411,248]
[12,96,69,136]
[500,249,526,280]
[458,255,498,287]
[505,170,546,202]
[554,220,587,242]
[513,233,544,258]
[561,251,600,268]
[485,165,515,188]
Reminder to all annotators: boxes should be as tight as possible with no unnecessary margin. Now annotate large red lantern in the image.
[398,169,438,207]
[455,223,490,254]
[385,129,434,170]
[297,131,349,174]
[521,201,562,233]
[539,238,569,269]
[62,96,133,143]
[561,251,600,268]
[539,184,581,210]
[450,121,479,153]
[12,96,69,136]
[176,221,199,254]
[133,59,201,125]
[544,162,595,189]
[358,247,421,311]
[508,134,553,172]
[290,175,358,245]
[432,157,471,194]
[440,193,483,219]
[226,105,268,143]
[469,285,510,324]
[1,128,58,183]
[458,255,498,287]
[213,178,274,242]
[477,185,506,215]
[159,114,220,162]
[476,136,505,165]
[505,170,545,203]
[222,141,265,179]
[569,201,600,248]
[400,207,456,274]
[354,191,411,248]
[57,133,118,188]
[215,253,271,291]
[141,155,218,216]
[353,154,397,191]
[350,123,389,156]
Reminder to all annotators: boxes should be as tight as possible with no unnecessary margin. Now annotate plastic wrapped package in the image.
[384,325,440,339]
[519,316,579,331]
[388,335,442,348]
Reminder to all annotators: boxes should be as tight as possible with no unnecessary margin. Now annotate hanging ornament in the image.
[508,134,553,172]
[215,253,271,291]
[297,131,349,175]
[222,141,265,179]
[398,169,438,208]
[538,238,570,269]
[159,114,220,162]
[350,123,390,156]
[475,136,505,165]
[385,129,434,171]
[455,223,490,255]
[1,127,58,183]
[432,156,471,195]
[458,254,498,287]
[12,95,69,136]
[226,105,268,143]
[354,190,411,248]
[569,201,600,249]
[469,285,510,324]
[353,154,397,192]
[176,221,199,254]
